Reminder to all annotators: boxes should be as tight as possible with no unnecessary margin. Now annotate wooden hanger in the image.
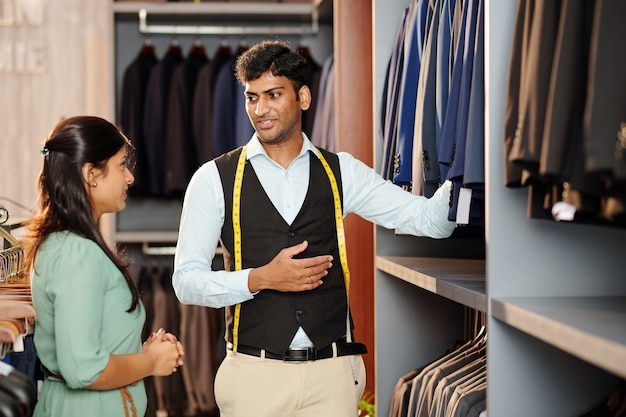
[0,300,35,321]
[0,320,21,340]
[0,326,16,344]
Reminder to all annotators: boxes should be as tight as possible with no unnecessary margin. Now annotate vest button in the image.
[288,230,295,237]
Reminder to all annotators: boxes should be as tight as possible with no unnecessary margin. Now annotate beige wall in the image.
[0,0,113,221]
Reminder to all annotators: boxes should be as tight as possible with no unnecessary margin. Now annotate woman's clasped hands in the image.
[143,328,185,376]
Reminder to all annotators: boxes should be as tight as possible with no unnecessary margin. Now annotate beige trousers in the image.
[214,346,366,417]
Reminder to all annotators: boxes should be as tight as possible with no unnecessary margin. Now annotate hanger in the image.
[140,36,157,59]
[0,320,24,340]
[0,322,17,344]
[167,36,184,60]
[473,315,487,344]
[0,282,31,301]
[236,35,249,55]
[189,37,208,60]
[215,36,232,59]
[0,301,35,321]
[0,247,23,283]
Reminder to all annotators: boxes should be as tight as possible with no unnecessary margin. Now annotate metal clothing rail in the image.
[141,241,223,257]
[136,5,319,36]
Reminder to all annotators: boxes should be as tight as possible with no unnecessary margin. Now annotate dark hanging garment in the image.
[120,41,158,197]
[211,50,247,157]
[507,0,563,186]
[502,0,531,187]
[164,41,210,198]
[380,6,410,181]
[143,42,184,198]
[296,44,322,138]
[192,43,233,165]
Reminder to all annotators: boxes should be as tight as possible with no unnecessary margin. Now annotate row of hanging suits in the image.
[387,323,626,417]
[379,0,485,227]
[503,0,626,228]
[138,262,223,417]
[581,380,626,417]
[388,327,487,417]
[120,37,335,200]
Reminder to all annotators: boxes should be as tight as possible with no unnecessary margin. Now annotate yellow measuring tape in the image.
[231,146,247,351]
[230,146,351,351]
[316,149,351,298]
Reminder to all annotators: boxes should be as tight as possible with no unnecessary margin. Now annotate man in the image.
[172,40,456,417]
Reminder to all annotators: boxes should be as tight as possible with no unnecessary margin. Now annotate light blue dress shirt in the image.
[172,133,455,347]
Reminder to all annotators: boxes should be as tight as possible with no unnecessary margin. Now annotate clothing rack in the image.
[141,242,223,257]
[132,3,320,37]
[0,225,35,360]
[141,241,176,257]
[0,227,23,284]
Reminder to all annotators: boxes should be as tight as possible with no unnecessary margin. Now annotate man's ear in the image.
[298,85,312,111]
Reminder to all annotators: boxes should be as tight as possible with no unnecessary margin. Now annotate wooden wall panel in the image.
[333,0,375,398]
[0,0,113,221]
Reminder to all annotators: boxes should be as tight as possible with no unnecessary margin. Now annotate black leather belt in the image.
[43,367,65,382]
[236,339,367,362]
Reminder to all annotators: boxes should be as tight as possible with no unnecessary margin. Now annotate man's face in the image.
[243,71,311,146]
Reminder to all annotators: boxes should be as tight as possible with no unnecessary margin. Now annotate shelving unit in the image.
[376,256,486,312]
[112,0,331,36]
[112,0,331,20]
[491,296,626,380]
[373,0,626,416]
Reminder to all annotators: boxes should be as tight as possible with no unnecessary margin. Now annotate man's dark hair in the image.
[235,40,309,96]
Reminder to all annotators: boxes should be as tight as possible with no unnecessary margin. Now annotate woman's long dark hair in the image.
[24,115,140,312]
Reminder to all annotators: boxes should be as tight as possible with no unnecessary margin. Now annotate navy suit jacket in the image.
[380,6,410,181]
[143,44,184,197]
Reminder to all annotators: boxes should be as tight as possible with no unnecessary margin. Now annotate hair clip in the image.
[40,148,50,157]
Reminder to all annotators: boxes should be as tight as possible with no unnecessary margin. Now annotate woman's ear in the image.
[298,85,312,111]
[82,163,98,188]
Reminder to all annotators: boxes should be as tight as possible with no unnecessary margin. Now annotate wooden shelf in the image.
[112,1,333,25]
[375,256,486,312]
[491,296,626,379]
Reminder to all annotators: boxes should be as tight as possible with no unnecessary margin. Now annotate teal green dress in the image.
[31,231,147,417]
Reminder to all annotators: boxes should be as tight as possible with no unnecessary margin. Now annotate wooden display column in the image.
[333,0,375,398]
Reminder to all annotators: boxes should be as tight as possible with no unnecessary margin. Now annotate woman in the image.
[24,115,184,417]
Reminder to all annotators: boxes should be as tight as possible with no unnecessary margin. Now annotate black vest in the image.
[216,146,352,353]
